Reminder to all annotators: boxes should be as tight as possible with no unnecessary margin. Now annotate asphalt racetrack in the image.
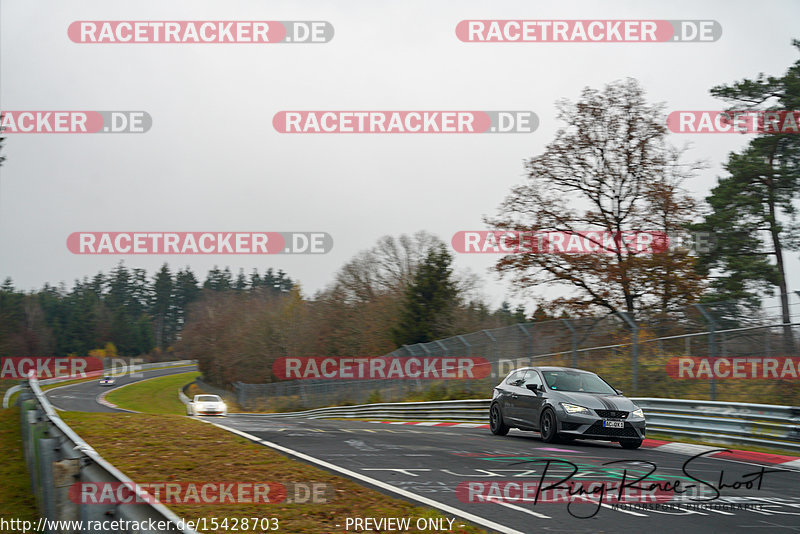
[212,415,800,534]
[46,370,800,533]
[44,364,197,412]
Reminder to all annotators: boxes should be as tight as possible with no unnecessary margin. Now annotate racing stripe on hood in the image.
[598,396,618,411]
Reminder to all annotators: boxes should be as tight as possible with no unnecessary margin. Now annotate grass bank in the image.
[0,407,38,521]
[106,371,200,414]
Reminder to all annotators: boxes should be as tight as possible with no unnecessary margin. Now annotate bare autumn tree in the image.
[313,231,447,357]
[486,78,705,316]
[334,231,446,303]
[314,231,491,356]
[179,287,317,385]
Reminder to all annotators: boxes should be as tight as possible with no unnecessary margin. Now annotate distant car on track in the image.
[489,366,645,449]
[187,394,227,416]
[99,376,116,386]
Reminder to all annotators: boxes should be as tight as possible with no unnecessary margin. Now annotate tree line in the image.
[0,264,294,359]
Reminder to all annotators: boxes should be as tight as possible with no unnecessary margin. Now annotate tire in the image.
[620,438,643,449]
[540,409,559,443]
[490,403,510,436]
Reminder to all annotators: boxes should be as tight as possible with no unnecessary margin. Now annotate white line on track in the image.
[691,505,734,515]
[477,495,551,519]
[205,421,527,534]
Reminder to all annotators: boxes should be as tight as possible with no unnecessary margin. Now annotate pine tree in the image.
[235,269,248,291]
[152,264,175,350]
[175,267,201,332]
[391,245,458,345]
[694,40,800,351]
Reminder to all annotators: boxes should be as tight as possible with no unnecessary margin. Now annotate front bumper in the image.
[555,409,646,441]
[195,407,226,416]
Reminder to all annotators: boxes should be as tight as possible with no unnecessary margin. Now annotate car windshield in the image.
[197,395,220,402]
[102,376,112,380]
[542,371,616,394]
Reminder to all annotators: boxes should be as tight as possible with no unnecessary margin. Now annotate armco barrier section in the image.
[633,397,800,452]
[19,375,198,534]
[239,397,800,452]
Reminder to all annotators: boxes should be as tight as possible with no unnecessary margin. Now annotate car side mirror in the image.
[526,384,541,393]
[614,388,623,395]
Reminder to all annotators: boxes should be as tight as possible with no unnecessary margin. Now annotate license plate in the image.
[603,420,624,428]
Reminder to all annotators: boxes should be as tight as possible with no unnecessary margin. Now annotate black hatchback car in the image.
[490,366,646,449]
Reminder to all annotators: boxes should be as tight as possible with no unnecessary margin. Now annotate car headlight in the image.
[632,408,644,418]
[560,403,591,415]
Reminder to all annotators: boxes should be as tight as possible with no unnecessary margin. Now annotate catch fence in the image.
[228,294,800,410]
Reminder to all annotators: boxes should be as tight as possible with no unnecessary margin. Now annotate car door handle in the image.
[511,394,518,399]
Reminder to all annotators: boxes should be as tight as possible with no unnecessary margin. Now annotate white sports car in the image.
[187,394,227,416]
[99,376,116,386]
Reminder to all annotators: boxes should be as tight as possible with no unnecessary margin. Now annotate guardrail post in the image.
[38,437,58,524]
[561,319,578,368]
[22,403,39,498]
[53,458,81,529]
[616,312,638,394]
[694,304,718,400]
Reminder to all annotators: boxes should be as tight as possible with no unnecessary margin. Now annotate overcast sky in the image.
[1,0,799,310]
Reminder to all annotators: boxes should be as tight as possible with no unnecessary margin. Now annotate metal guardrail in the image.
[19,372,199,533]
[243,397,800,452]
[253,398,492,422]
[633,397,800,452]
[4,360,196,409]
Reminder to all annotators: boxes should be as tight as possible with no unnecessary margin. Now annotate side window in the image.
[522,370,542,389]
[505,371,524,386]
